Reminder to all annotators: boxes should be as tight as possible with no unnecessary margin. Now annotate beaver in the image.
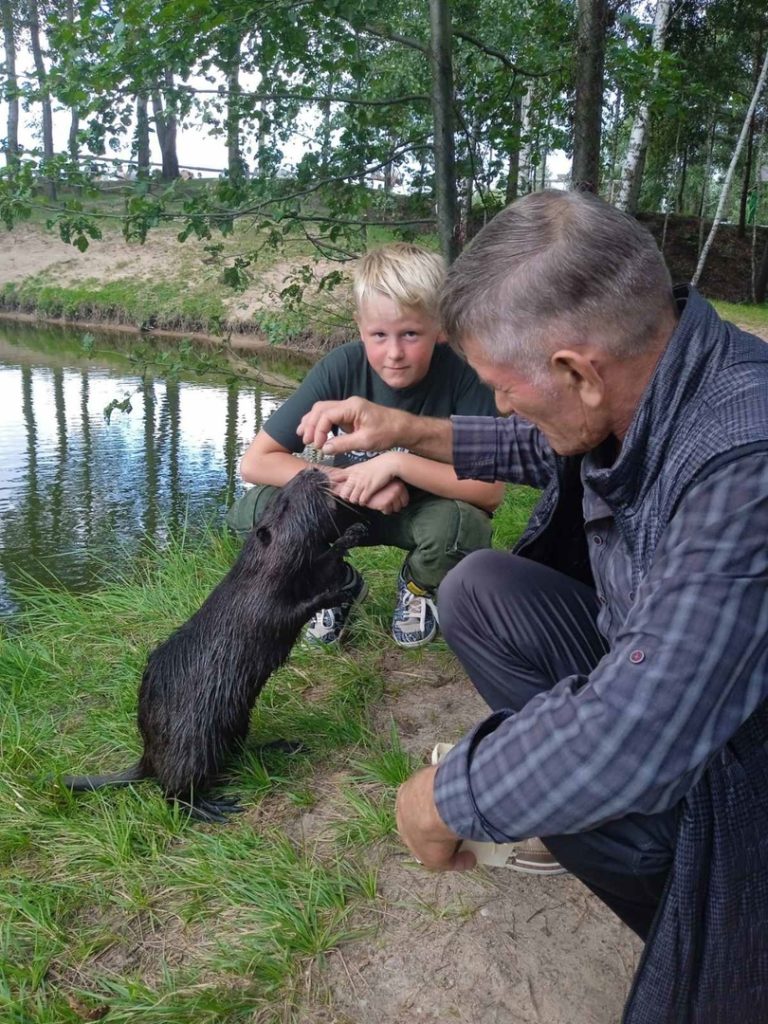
[59,468,365,823]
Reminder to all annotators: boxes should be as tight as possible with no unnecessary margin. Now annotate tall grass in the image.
[0,487,535,1021]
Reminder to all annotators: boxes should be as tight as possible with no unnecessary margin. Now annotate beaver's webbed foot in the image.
[176,793,245,824]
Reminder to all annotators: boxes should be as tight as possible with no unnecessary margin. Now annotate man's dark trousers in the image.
[438,549,680,940]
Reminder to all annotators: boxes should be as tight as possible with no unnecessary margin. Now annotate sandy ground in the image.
[292,652,642,1024]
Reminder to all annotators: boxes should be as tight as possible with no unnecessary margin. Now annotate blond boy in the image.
[226,243,503,647]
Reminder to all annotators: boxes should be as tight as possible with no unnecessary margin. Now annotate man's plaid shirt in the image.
[433,289,768,843]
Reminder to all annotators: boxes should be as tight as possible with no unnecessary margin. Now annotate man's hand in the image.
[298,397,407,455]
[363,479,410,514]
[396,766,477,872]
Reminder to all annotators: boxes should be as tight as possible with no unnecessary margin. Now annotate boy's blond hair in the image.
[352,243,445,320]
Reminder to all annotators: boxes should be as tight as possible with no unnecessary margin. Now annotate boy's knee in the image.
[451,501,494,556]
[225,485,280,538]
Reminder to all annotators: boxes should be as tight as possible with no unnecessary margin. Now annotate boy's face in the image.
[356,292,443,390]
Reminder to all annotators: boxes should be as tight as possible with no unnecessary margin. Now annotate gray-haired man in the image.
[299,190,768,1022]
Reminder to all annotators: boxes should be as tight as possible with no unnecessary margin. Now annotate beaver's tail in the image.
[58,762,148,792]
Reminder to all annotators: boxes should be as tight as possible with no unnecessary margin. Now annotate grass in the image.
[0,487,536,1022]
[711,299,768,333]
[0,275,229,335]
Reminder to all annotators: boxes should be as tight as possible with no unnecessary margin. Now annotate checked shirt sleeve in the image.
[450,415,555,487]
[435,452,768,842]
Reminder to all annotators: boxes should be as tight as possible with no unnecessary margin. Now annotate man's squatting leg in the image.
[438,549,678,940]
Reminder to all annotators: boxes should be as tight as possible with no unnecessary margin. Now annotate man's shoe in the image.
[305,568,368,645]
[502,838,567,875]
[430,745,567,876]
[391,573,438,648]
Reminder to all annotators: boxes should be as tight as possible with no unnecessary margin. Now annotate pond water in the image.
[0,322,291,615]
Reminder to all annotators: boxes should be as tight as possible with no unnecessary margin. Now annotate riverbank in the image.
[2,220,768,359]
[0,221,354,354]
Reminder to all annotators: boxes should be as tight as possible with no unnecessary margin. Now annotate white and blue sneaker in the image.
[391,572,438,648]
[305,568,368,646]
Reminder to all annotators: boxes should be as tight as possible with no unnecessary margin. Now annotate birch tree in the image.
[692,45,768,286]
[1,0,19,166]
[616,0,672,213]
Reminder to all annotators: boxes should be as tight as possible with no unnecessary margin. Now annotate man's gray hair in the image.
[440,189,675,375]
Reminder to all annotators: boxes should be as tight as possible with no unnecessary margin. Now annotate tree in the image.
[572,0,607,191]
[616,0,672,213]
[26,0,55,197]
[693,45,768,286]
[1,0,19,166]
[429,0,459,261]
[151,71,180,181]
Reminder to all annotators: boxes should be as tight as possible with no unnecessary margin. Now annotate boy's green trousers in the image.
[225,484,493,594]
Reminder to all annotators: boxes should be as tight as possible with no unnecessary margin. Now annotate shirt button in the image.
[597,593,606,605]
[629,649,645,664]
[629,590,636,602]
[592,536,604,546]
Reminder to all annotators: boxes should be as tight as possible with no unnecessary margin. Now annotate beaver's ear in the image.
[256,526,271,546]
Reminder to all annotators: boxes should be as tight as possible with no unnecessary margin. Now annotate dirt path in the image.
[299,652,641,1023]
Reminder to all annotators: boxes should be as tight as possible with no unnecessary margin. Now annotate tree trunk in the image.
[697,120,716,257]
[755,240,768,304]
[607,89,622,202]
[224,31,245,183]
[693,46,768,287]
[429,0,460,263]
[739,36,763,238]
[1,0,18,166]
[571,0,607,192]
[27,0,56,197]
[66,0,78,162]
[504,91,523,204]
[151,72,179,181]
[738,112,756,238]
[677,145,688,214]
[616,0,671,213]
[518,85,533,194]
[135,94,151,177]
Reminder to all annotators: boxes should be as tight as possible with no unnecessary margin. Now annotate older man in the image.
[298,190,768,1022]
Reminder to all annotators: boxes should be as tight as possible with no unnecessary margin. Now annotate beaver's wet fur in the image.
[59,468,365,822]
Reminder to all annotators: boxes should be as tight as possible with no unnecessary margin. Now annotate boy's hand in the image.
[335,452,401,507]
[298,398,406,454]
[396,766,476,872]
[364,479,410,515]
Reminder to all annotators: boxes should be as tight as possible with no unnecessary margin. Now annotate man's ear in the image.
[550,350,605,409]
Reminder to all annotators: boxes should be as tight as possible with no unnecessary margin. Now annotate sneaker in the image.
[391,573,438,648]
[304,568,368,645]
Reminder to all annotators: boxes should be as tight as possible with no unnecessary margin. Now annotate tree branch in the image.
[453,29,554,78]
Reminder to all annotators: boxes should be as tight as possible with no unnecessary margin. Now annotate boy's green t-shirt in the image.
[264,340,496,468]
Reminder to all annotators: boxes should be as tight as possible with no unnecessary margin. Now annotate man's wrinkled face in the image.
[461,336,612,455]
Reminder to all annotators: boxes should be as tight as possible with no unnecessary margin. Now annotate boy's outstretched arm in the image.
[298,397,454,464]
[239,430,346,487]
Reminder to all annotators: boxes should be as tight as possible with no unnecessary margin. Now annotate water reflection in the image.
[0,323,289,614]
